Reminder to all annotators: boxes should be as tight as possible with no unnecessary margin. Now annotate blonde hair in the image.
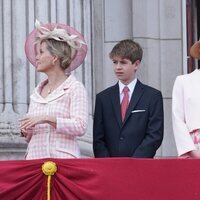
[37,38,72,70]
[34,20,86,70]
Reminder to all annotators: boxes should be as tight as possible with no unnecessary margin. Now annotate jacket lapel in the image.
[47,74,75,102]
[30,74,76,103]
[30,90,48,104]
[46,90,66,102]
[111,83,122,127]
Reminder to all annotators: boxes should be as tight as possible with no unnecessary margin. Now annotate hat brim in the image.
[24,23,87,71]
[190,41,200,59]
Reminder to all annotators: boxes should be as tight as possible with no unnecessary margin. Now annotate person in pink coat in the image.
[172,41,200,158]
[19,20,88,159]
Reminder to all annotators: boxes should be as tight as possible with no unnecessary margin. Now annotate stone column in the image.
[132,0,183,157]
[0,0,93,159]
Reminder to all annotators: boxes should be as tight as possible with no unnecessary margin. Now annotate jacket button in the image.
[119,137,124,140]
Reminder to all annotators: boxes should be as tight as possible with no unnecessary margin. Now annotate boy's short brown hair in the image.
[109,39,143,64]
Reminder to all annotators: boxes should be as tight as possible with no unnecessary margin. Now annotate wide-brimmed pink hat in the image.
[190,41,200,59]
[25,20,87,71]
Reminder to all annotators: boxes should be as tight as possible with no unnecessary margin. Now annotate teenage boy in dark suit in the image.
[93,39,164,158]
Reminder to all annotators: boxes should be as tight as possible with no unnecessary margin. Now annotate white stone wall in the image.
[0,0,93,159]
[0,0,185,159]
[133,0,183,156]
[133,0,183,157]
[93,0,185,157]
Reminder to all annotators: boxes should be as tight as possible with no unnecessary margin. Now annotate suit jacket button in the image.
[119,137,124,140]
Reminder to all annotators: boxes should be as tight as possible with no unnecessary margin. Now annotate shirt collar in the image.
[119,78,137,95]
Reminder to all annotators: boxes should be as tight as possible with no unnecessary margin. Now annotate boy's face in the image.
[112,56,140,85]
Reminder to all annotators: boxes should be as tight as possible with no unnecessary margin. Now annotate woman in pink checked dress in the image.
[19,20,88,159]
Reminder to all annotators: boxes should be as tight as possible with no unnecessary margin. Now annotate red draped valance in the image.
[0,158,199,200]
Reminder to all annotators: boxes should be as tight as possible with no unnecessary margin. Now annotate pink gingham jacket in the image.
[25,74,88,159]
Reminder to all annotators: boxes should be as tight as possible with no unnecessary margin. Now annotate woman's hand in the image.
[179,152,191,159]
[189,150,200,158]
[21,128,33,142]
[19,115,56,130]
[19,115,47,130]
[179,150,200,158]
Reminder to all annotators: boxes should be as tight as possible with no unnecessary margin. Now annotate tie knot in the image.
[123,86,129,93]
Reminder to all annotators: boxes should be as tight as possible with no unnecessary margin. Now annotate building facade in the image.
[0,0,197,159]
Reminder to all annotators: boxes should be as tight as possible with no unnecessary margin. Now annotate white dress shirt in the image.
[119,78,137,103]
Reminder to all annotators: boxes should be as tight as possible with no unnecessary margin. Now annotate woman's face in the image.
[35,42,55,72]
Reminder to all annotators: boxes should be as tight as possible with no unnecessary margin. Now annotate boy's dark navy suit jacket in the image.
[93,80,164,158]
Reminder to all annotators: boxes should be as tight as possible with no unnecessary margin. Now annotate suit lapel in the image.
[122,80,144,124]
[111,83,122,127]
[31,74,76,103]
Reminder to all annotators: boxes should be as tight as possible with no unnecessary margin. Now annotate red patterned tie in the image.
[121,86,129,122]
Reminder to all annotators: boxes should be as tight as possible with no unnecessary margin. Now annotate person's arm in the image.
[93,94,110,157]
[133,91,164,158]
[20,82,88,137]
[19,100,36,142]
[172,76,196,156]
[56,83,88,136]
[19,115,56,129]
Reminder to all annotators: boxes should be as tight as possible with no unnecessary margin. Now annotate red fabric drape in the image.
[0,158,200,200]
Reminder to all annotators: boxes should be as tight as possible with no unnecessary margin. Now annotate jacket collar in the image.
[30,74,77,103]
[111,80,144,127]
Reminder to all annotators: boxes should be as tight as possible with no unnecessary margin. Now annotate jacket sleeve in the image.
[56,82,88,136]
[93,94,110,157]
[172,76,196,156]
[133,90,164,158]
